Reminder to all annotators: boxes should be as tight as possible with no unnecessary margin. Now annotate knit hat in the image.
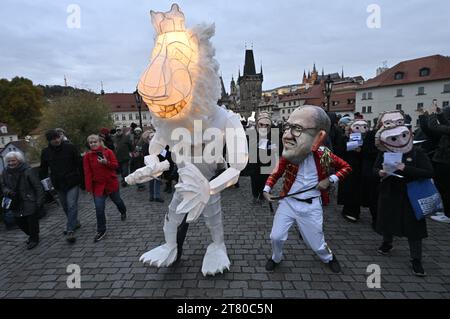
[338,116,352,126]
[45,129,60,142]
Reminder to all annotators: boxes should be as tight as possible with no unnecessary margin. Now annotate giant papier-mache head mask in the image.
[137,4,199,119]
[345,119,369,137]
[282,105,330,165]
[349,120,369,134]
[375,110,413,153]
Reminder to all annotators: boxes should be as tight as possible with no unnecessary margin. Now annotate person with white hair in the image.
[1,152,45,249]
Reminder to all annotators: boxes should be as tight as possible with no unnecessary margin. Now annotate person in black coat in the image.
[426,106,450,223]
[361,126,380,229]
[374,125,433,276]
[39,129,82,243]
[100,128,116,152]
[338,120,369,222]
[325,112,346,157]
[1,152,45,249]
[243,112,280,204]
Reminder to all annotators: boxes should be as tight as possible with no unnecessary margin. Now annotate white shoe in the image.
[430,215,450,223]
[434,212,444,216]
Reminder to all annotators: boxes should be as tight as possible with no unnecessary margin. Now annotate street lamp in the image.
[324,75,334,112]
[133,88,143,130]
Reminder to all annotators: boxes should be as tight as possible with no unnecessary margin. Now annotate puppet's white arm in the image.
[124,133,170,185]
[209,113,248,195]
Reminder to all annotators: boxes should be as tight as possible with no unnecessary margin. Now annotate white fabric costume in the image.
[125,4,248,276]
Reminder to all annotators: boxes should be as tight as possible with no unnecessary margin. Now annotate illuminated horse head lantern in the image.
[138,3,219,132]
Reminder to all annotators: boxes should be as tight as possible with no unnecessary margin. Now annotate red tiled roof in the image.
[103,93,141,112]
[359,55,450,89]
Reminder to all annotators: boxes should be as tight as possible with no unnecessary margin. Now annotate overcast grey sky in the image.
[1,0,449,93]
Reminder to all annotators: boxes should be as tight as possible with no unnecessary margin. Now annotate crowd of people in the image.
[241,103,449,277]
[1,102,449,278]
[1,122,177,249]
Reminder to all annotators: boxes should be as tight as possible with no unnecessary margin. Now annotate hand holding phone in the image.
[96,151,107,164]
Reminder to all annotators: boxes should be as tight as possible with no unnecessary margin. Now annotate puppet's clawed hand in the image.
[125,154,170,185]
[175,162,210,223]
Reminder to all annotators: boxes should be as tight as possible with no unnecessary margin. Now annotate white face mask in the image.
[379,112,404,128]
[376,125,413,153]
[350,120,369,134]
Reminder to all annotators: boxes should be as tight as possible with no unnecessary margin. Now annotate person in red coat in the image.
[263,106,352,273]
[83,134,127,242]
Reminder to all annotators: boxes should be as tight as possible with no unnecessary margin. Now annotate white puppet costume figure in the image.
[125,4,248,276]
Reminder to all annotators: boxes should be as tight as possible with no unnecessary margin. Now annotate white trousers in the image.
[270,197,333,263]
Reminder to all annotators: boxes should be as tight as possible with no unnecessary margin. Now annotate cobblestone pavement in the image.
[1,177,449,299]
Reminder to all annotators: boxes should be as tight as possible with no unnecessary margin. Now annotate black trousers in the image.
[342,204,361,219]
[176,214,189,260]
[383,234,422,260]
[15,213,39,242]
[434,162,450,217]
[250,174,268,199]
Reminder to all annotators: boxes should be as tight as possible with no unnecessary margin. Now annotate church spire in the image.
[243,49,257,76]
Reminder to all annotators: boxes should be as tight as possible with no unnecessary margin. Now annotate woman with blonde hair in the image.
[83,134,127,242]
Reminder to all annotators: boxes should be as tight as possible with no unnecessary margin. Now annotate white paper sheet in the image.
[346,141,360,151]
[40,178,53,191]
[383,152,403,166]
[349,133,363,146]
[349,133,362,141]
[383,152,403,174]
[258,138,269,150]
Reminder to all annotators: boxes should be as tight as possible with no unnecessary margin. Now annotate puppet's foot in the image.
[201,243,230,276]
[139,243,177,267]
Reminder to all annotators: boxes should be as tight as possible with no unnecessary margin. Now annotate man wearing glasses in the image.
[263,105,352,273]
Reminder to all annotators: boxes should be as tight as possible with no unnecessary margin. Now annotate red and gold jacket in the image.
[265,148,352,206]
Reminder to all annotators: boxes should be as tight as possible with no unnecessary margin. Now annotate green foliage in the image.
[0,77,44,137]
[37,85,91,99]
[39,92,113,151]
